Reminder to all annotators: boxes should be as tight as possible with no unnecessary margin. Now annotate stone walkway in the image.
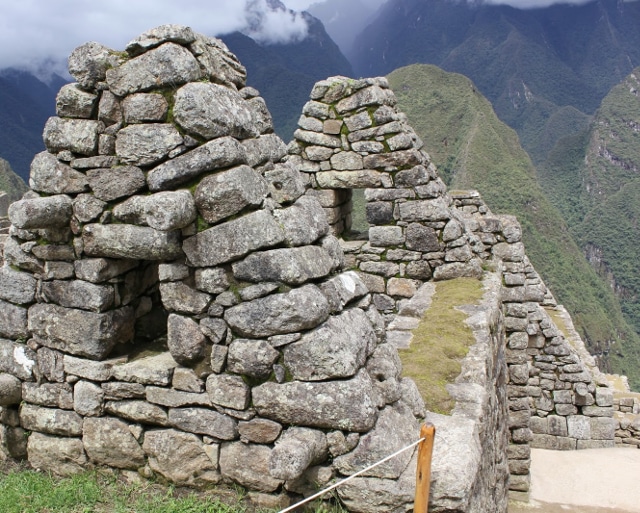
[510,448,640,513]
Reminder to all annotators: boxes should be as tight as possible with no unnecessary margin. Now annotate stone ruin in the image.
[0,24,621,513]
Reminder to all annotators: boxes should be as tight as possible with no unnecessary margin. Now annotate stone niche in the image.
[0,25,426,513]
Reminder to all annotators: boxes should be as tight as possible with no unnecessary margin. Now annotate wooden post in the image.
[413,422,436,513]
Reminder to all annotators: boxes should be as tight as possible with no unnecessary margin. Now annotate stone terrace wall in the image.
[448,191,615,497]
[0,192,9,217]
[0,25,427,513]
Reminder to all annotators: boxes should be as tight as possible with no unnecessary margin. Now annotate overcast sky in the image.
[0,0,606,77]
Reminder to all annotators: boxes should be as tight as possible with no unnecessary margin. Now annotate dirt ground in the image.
[509,447,640,513]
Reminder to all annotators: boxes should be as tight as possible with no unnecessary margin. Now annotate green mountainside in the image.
[539,67,640,379]
[0,157,28,202]
[351,0,640,166]
[388,64,640,388]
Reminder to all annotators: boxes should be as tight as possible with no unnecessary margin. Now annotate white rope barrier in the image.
[276,436,426,513]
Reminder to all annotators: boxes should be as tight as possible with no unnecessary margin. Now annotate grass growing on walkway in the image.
[398,277,484,414]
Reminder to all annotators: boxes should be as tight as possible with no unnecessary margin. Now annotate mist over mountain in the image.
[305,0,384,58]
[350,0,640,164]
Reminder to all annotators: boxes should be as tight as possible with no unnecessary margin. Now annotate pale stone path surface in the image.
[510,448,640,513]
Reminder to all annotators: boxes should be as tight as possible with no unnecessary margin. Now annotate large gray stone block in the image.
[143,428,221,485]
[28,304,135,360]
[115,124,183,167]
[83,223,183,261]
[43,118,99,155]
[9,195,72,230]
[29,152,89,194]
[232,246,334,285]
[27,432,88,476]
[147,136,247,191]
[83,417,145,469]
[41,280,114,312]
[253,370,378,432]
[284,308,375,381]
[183,210,284,267]
[168,407,238,440]
[224,284,330,338]
[0,300,28,339]
[86,166,146,202]
[194,165,267,224]
[106,42,201,96]
[0,267,36,304]
[174,82,258,140]
[219,442,283,492]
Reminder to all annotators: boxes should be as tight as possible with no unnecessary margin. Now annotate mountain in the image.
[0,69,65,182]
[351,0,640,166]
[306,0,383,58]
[387,64,640,388]
[538,67,640,378]
[222,11,353,140]
[0,157,27,202]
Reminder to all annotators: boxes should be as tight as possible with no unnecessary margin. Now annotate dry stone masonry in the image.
[0,24,624,513]
[0,25,425,512]
[289,77,482,335]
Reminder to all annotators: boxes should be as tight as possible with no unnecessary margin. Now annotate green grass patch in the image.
[0,463,348,513]
[0,467,244,513]
[398,277,484,414]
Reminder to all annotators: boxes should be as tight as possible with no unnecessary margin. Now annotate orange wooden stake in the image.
[413,422,436,513]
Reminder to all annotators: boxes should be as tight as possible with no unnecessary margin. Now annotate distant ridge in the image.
[351,0,640,165]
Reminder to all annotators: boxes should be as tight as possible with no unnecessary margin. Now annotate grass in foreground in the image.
[398,277,484,414]
[0,467,242,513]
[0,460,347,513]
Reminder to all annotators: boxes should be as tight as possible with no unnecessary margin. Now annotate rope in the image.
[276,436,426,513]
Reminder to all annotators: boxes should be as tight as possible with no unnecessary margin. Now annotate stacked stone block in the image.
[610,378,640,448]
[449,190,615,495]
[289,77,484,326]
[0,25,428,512]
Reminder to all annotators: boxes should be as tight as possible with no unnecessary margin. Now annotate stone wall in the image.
[0,25,425,513]
[449,191,614,497]
[0,25,622,513]
[610,376,640,449]
[289,76,483,331]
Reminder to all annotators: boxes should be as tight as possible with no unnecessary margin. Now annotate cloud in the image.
[243,0,309,44]
[0,0,309,76]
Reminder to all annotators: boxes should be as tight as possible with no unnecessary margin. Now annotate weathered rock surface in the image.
[83,417,145,469]
[253,371,378,432]
[224,285,330,338]
[83,224,183,260]
[143,429,220,485]
[28,304,135,360]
